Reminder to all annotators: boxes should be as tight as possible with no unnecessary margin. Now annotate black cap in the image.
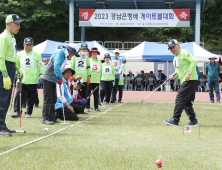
[24,37,34,45]
[80,43,88,49]
[122,58,126,63]
[6,14,24,24]
[104,53,110,58]
[158,70,162,72]
[168,39,179,50]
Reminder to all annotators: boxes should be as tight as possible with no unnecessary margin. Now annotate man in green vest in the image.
[164,39,199,126]
[0,14,23,136]
[12,37,45,118]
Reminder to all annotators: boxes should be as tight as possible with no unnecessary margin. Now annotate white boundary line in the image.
[0,102,127,156]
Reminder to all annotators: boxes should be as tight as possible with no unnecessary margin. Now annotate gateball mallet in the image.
[141,72,177,103]
[15,72,26,133]
[59,84,70,125]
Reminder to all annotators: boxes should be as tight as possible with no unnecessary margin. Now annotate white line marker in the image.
[0,102,127,156]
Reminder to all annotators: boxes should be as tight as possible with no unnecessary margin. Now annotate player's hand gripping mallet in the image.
[141,72,177,103]
[59,84,70,125]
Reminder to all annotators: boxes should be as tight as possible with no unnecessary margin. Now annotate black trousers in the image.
[111,79,119,102]
[79,82,87,99]
[0,61,15,130]
[14,83,38,115]
[35,90,39,105]
[118,85,124,101]
[86,83,99,109]
[100,81,113,103]
[56,102,83,121]
[173,80,198,122]
[14,82,27,112]
[42,79,57,122]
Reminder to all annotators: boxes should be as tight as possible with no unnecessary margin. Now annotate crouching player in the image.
[55,65,83,121]
[100,53,115,105]
[70,78,88,114]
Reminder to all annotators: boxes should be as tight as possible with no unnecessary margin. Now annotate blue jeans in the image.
[98,93,102,104]
[208,80,220,102]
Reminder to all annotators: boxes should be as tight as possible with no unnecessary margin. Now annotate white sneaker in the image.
[26,114,31,118]
[99,103,105,107]
[85,108,90,112]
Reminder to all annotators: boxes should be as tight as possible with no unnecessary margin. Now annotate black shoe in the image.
[3,128,16,133]
[12,112,20,118]
[186,121,198,126]
[54,120,60,123]
[0,129,12,136]
[95,109,101,112]
[164,118,178,126]
[42,120,54,125]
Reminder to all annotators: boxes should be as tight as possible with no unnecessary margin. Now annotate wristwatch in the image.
[2,71,8,77]
[187,69,192,75]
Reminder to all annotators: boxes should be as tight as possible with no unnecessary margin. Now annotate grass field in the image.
[1,99,222,170]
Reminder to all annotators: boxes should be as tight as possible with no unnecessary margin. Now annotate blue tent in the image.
[33,40,113,60]
[121,42,174,62]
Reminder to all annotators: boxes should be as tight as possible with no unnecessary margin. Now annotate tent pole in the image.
[167,60,169,91]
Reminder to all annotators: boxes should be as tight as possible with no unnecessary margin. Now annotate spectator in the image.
[126,70,134,90]
[198,71,207,92]
[157,70,166,91]
[127,70,134,78]
[134,70,146,90]
[42,58,48,65]
[205,56,220,103]
[218,56,222,88]
[146,71,157,91]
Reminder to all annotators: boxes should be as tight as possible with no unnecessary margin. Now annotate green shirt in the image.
[174,48,198,84]
[101,62,115,81]
[70,54,90,83]
[0,30,17,72]
[89,58,102,84]
[16,50,45,84]
[118,66,125,85]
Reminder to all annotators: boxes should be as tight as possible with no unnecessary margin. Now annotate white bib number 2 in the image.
[21,53,34,69]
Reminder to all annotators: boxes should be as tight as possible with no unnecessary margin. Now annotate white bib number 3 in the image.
[91,63,100,72]
[112,60,120,69]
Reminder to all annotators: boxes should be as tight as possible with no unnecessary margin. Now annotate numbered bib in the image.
[103,65,112,75]
[112,60,120,69]
[173,57,181,68]
[21,52,34,69]
[75,58,86,71]
[91,62,100,72]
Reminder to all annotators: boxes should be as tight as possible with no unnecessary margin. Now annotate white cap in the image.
[68,43,79,52]
[114,49,120,54]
